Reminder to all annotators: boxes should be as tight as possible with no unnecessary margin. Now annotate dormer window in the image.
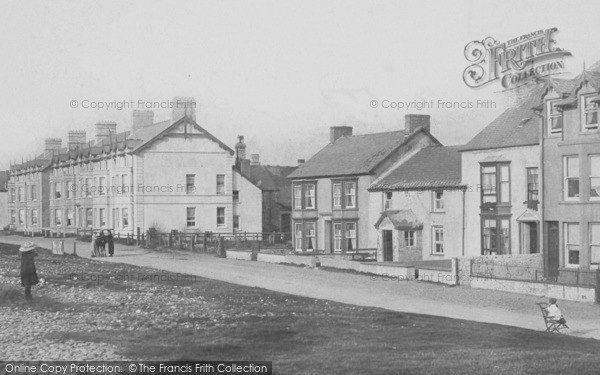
[547,99,563,135]
[582,94,599,131]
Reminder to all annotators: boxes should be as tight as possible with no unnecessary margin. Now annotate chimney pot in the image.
[235,135,247,161]
[95,121,117,145]
[67,130,87,151]
[44,138,62,154]
[405,114,430,134]
[330,126,353,143]
[297,159,305,165]
[240,159,251,176]
[132,110,154,132]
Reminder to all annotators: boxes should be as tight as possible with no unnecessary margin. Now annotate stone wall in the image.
[457,253,544,286]
[471,277,596,303]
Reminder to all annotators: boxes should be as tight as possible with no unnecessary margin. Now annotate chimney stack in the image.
[67,130,86,151]
[235,135,247,161]
[95,121,117,145]
[44,138,62,155]
[297,159,305,165]
[405,114,430,134]
[132,110,154,132]
[240,159,251,176]
[330,126,353,143]
[171,97,197,122]
[250,154,260,166]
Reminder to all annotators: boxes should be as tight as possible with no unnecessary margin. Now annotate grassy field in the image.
[1,242,600,374]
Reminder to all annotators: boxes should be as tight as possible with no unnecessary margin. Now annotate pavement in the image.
[3,234,600,340]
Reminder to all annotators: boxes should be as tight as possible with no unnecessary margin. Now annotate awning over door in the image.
[516,209,541,222]
[374,210,423,230]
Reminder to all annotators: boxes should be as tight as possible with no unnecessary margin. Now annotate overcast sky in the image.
[1,0,599,169]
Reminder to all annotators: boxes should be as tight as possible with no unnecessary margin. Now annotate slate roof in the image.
[288,127,439,179]
[238,165,297,208]
[369,146,464,191]
[460,86,544,152]
[128,116,234,155]
[11,116,233,173]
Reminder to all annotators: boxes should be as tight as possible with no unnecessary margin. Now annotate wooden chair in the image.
[537,302,568,333]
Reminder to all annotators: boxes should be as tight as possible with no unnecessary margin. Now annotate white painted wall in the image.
[232,170,262,233]
[136,134,234,233]
[369,189,465,261]
[461,145,540,257]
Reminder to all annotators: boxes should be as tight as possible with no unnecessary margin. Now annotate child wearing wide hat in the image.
[19,241,39,301]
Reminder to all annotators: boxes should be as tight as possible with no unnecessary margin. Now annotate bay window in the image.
[527,167,539,208]
[480,163,510,207]
[482,218,510,255]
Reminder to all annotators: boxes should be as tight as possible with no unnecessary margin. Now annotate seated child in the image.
[546,297,567,325]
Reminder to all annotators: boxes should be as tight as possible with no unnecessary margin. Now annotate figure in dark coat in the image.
[20,242,39,301]
[105,230,115,257]
[96,231,106,257]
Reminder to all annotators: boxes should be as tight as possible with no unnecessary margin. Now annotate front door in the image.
[520,222,539,254]
[383,230,393,261]
[546,221,560,280]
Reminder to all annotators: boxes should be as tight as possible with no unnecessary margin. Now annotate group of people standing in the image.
[91,229,114,257]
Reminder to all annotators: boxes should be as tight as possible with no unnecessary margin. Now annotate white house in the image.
[368,146,466,262]
[460,87,542,257]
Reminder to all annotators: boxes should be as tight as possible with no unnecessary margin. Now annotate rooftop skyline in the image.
[2,0,600,169]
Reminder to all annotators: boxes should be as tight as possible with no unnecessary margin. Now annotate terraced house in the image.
[287,115,441,254]
[368,146,466,262]
[460,87,543,257]
[537,64,600,279]
[7,98,263,236]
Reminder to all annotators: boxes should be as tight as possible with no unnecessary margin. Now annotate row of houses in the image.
[289,63,600,280]
[3,64,599,281]
[5,98,296,237]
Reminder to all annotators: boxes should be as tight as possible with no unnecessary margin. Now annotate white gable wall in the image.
[134,132,235,233]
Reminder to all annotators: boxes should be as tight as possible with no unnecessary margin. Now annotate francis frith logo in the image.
[463,27,572,90]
